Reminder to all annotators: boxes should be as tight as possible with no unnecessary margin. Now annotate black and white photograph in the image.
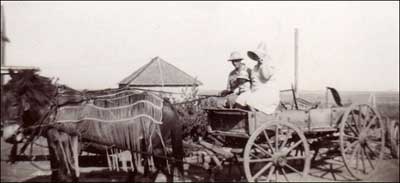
[1,1,399,182]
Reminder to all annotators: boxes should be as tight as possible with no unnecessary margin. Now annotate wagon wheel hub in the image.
[272,152,287,166]
[358,131,369,145]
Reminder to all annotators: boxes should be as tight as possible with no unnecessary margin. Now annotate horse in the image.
[1,69,184,182]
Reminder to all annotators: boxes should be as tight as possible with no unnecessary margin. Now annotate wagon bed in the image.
[201,93,386,182]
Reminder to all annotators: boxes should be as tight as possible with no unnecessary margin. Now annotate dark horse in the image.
[1,70,184,182]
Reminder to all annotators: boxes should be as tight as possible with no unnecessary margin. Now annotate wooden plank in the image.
[209,130,249,138]
[203,107,249,114]
[1,66,40,74]
[198,140,234,159]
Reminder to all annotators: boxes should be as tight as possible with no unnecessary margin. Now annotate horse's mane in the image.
[4,70,57,108]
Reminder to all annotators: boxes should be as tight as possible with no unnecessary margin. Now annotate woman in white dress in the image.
[236,42,280,114]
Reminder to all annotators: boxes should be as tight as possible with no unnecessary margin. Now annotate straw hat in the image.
[227,51,244,61]
[247,42,269,61]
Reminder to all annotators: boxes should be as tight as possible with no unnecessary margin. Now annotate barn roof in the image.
[119,56,202,87]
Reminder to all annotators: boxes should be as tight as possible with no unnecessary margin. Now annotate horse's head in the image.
[1,86,26,143]
[1,70,57,143]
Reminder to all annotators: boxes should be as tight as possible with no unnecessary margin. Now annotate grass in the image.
[378,103,399,121]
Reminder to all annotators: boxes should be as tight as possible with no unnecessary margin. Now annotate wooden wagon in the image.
[201,88,386,182]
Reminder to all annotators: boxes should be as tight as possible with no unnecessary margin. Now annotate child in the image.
[225,68,252,108]
[232,68,252,95]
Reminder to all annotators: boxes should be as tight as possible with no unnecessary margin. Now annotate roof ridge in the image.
[119,56,202,87]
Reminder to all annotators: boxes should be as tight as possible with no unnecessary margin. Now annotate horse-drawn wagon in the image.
[196,88,386,182]
[0,69,394,182]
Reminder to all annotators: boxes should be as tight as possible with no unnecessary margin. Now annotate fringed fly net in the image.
[53,91,164,156]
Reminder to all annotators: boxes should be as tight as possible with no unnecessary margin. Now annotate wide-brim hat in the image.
[228,51,244,61]
[247,42,269,61]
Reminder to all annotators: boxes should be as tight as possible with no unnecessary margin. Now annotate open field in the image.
[285,90,399,121]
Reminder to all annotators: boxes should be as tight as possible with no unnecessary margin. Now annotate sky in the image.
[1,1,399,91]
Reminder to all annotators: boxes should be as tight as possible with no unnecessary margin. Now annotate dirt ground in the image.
[1,157,398,182]
[1,139,399,182]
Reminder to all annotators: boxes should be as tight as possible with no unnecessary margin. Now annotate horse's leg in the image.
[153,147,171,182]
[128,150,154,182]
[46,129,71,182]
[60,132,80,182]
[141,138,150,176]
[152,127,177,182]
[8,143,18,164]
[70,135,80,179]
[46,129,77,182]
[159,103,185,181]
[169,120,184,179]
[47,136,59,182]
[127,151,138,182]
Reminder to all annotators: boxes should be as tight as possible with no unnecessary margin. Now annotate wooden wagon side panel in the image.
[207,109,249,134]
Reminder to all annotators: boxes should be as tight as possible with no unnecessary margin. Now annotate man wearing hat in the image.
[218,51,253,108]
[220,51,253,97]
[235,42,280,114]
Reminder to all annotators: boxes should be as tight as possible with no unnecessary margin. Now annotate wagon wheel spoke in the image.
[286,156,307,160]
[344,141,358,154]
[284,163,302,176]
[286,140,302,154]
[355,145,360,170]
[248,158,273,163]
[363,146,375,169]
[252,162,273,180]
[360,146,366,174]
[263,130,274,153]
[360,108,367,128]
[281,167,289,182]
[275,124,279,150]
[358,106,364,129]
[345,122,360,137]
[363,116,377,134]
[364,143,378,159]
[265,165,275,182]
[253,143,273,157]
[363,115,377,129]
[249,151,262,159]
[364,107,373,128]
[349,144,360,166]
[350,110,360,133]
[343,134,359,140]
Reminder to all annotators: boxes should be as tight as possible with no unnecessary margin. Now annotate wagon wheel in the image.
[243,121,311,182]
[339,104,385,179]
[389,120,399,158]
